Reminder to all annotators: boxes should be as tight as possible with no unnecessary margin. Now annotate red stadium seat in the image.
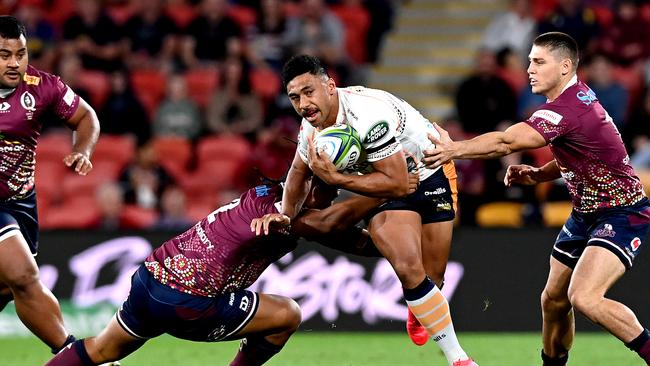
[151,136,193,177]
[184,67,220,110]
[36,133,72,162]
[92,135,136,170]
[106,2,134,26]
[40,197,99,229]
[332,5,370,65]
[196,135,251,166]
[250,68,281,101]
[228,5,257,30]
[77,70,111,108]
[122,205,159,229]
[130,69,167,119]
[166,1,197,28]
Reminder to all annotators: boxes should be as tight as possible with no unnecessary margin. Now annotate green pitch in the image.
[1,332,639,366]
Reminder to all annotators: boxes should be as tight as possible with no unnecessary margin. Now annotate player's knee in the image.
[5,267,40,293]
[567,287,599,316]
[282,298,302,332]
[392,259,425,286]
[540,287,570,313]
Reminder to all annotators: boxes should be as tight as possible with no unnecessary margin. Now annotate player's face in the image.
[527,45,568,99]
[0,35,28,89]
[286,72,337,129]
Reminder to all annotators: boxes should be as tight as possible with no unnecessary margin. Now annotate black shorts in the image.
[367,164,457,224]
[117,266,259,342]
[0,190,39,255]
[553,198,650,270]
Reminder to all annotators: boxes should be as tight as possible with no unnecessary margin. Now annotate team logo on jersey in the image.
[531,109,563,125]
[365,121,389,144]
[595,223,616,238]
[0,102,10,112]
[576,88,597,106]
[22,74,40,85]
[631,237,641,251]
[20,91,36,111]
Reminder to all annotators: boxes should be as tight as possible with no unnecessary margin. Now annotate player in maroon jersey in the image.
[423,32,650,365]
[45,178,384,366]
[0,16,100,355]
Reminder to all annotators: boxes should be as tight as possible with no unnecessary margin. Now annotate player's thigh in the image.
[0,230,39,286]
[87,316,146,361]
[234,294,301,338]
[569,246,625,298]
[421,220,454,284]
[368,210,422,260]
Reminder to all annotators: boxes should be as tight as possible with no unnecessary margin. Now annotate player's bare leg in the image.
[369,211,474,365]
[407,221,455,346]
[230,294,302,366]
[541,257,574,365]
[568,246,650,363]
[0,233,70,351]
[46,316,144,365]
[0,283,13,311]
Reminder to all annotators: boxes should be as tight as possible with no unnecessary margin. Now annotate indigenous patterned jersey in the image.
[525,76,644,213]
[145,184,298,297]
[297,86,441,181]
[0,65,79,200]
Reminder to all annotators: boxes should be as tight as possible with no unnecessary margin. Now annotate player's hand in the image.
[63,152,93,176]
[422,123,456,169]
[408,172,420,194]
[250,213,291,236]
[307,133,340,185]
[504,164,539,186]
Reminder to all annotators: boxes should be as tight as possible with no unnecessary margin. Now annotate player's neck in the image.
[0,87,16,98]
[323,90,340,128]
[546,74,577,102]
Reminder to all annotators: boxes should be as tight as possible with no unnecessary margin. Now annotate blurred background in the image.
[2,0,650,362]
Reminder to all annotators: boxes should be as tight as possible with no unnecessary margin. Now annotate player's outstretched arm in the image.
[422,122,547,169]
[62,97,100,175]
[504,159,561,186]
[282,150,313,219]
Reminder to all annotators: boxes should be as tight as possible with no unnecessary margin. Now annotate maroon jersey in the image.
[145,184,297,297]
[525,77,644,213]
[0,65,80,200]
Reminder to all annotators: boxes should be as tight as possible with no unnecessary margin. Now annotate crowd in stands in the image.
[7,0,396,230]
[451,0,650,226]
[9,0,650,229]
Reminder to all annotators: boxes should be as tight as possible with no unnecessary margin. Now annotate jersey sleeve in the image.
[524,105,571,143]
[357,112,402,162]
[297,120,313,164]
[45,74,80,121]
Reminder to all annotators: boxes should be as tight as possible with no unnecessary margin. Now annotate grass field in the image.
[1,332,641,366]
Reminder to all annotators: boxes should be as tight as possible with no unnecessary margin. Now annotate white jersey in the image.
[298,86,440,181]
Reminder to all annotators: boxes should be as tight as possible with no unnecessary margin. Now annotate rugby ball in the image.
[315,124,362,171]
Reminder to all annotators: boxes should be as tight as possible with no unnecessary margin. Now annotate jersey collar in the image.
[0,87,16,98]
[335,88,346,125]
[553,75,578,101]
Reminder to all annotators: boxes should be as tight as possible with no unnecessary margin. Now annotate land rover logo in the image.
[365,121,389,144]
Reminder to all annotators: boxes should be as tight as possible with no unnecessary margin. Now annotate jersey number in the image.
[207,199,241,224]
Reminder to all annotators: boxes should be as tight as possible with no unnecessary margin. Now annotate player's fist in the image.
[63,152,93,176]
[504,164,539,186]
[251,213,291,236]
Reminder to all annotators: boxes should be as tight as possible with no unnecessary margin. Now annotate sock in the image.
[404,276,468,364]
[45,339,95,366]
[626,328,650,364]
[51,334,76,354]
[229,337,284,366]
[541,350,568,366]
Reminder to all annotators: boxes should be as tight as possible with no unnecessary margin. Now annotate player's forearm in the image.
[454,131,514,160]
[534,159,561,182]
[330,172,409,198]
[70,108,100,157]
[281,176,311,220]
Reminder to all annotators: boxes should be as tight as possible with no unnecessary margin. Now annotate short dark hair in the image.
[281,55,329,90]
[533,32,579,70]
[0,16,26,40]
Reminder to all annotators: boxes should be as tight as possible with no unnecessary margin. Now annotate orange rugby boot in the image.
[406,309,429,346]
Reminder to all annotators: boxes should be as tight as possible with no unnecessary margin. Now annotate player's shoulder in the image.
[23,65,61,88]
[338,86,394,128]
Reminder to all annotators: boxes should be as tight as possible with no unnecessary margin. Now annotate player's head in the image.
[0,16,28,89]
[528,32,579,98]
[303,176,339,209]
[282,55,338,130]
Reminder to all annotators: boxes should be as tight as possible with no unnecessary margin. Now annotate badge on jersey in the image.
[365,121,389,144]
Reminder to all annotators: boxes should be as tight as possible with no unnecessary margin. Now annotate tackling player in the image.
[423,32,650,366]
[253,55,477,366]
[45,178,385,366]
[0,16,99,355]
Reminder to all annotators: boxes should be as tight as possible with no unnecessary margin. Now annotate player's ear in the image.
[561,58,572,75]
[326,77,336,95]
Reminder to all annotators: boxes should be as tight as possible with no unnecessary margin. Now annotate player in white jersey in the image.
[252,55,476,366]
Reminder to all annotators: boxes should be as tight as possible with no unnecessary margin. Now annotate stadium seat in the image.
[151,136,193,177]
[591,6,613,27]
[196,135,251,166]
[184,67,220,110]
[106,2,134,26]
[331,4,370,65]
[166,1,197,28]
[476,202,523,227]
[122,205,159,229]
[186,200,216,223]
[130,69,167,119]
[77,70,111,108]
[36,133,73,162]
[40,197,99,229]
[228,5,257,31]
[43,0,77,29]
[542,201,573,227]
[92,135,136,170]
[250,68,281,101]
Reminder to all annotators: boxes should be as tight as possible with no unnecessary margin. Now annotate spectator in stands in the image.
[153,186,193,231]
[496,47,529,95]
[248,0,289,72]
[152,74,203,140]
[119,141,175,211]
[62,0,125,72]
[481,0,536,60]
[625,89,650,168]
[206,56,263,139]
[599,0,650,67]
[331,0,371,67]
[123,0,180,72]
[15,0,56,71]
[455,49,518,135]
[585,54,629,129]
[283,0,351,83]
[363,0,395,64]
[537,0,600,52]
[181,0,242,68]
[92,182,141,230]
[244,117,298,186]
[99,70,151,144]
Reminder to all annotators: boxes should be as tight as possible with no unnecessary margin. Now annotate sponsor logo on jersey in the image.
[207,324,226,341]
[22,74,40,86]
[255,185,270,197]
[63,86,75,106]
[365,121,389,144]
[595,223,616,238]
[562,225,573,238]
[631,237,641,251]
[424,188,447,196]
[436,202,452,212]
[0,102,10,112]
[576,88,597,106]
[531,109,563,125]
[194,222,214,249]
